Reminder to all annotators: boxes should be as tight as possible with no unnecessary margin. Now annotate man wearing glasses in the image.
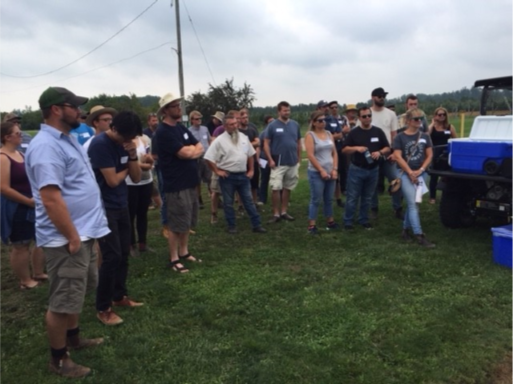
[188,110,212,209]
[25,87,110,377]
[369,87,402,219]
[82,105,117,151]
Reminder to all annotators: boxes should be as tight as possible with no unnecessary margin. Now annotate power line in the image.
[181,0,216,86]
[0,42,174,95]
[0,0,159,79]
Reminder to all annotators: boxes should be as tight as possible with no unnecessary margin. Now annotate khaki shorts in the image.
[166,188,198,233]
[44,239,97,314]
[270,164,299,191]
[210,173,220,194]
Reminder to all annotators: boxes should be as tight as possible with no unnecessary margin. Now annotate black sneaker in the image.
[252,226,267,233]
[362,223,373,230]
[344,225,354,231]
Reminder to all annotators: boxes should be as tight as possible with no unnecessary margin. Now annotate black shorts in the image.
[10,204,35,244]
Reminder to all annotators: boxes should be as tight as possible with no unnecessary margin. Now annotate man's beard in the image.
[374,99,385,107]
[230,130,239,145]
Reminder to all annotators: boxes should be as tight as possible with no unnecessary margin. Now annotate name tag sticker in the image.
[330,123,337,127]
[419,138,427,144]
[444,130,451,135]
[21,143,29,148]
[82,133,91,138]
[120,156,128,164]
[276,128,284,133]
[371,137,379,143]
[183,133,189,140]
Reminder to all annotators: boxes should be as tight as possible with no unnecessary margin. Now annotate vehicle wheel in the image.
[439,190,476,228]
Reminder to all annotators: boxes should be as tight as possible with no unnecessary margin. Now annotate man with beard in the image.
[369,87,402,219]
[154,93,204,273]
[25,87,110,378]
[143,112,159,139]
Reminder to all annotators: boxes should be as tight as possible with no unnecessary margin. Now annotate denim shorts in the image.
[9,204,35,245]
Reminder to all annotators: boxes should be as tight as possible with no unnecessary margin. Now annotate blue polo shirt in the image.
[88,132,130,209]
[25,124,110,247]
[70,123,95,146]
[265,118,301,166]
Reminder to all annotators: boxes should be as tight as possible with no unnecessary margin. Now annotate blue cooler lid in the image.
[491,224,512,239]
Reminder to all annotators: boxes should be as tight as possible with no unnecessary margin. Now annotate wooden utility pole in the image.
[174,0,186,120]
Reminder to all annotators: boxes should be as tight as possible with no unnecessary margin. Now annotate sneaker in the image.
[268,215,281,224]
[416,234,436,248]
[97,308,123,326]
[227,227,238,234]
[113,296,144,307]
[210,213,218,224]
[307,226,319,235]
[326,222,340,231]
[67,337,104,351]
[401,229,413,242]
[362,223,373,230]
[49,353,91,378]
[344,224,355,231]
[252,226,267,233]
[280,213,295,221]
[395,208,404,220]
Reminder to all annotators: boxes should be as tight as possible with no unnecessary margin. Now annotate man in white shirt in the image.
[370,87,403,219]
[204,114,267,234]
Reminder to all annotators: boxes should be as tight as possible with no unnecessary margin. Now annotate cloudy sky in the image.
[0,0,511,112]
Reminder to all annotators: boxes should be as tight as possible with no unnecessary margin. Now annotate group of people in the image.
[0,85,457,378]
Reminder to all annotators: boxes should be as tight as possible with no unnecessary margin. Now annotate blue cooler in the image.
[491,224,512,268]
[449,140,512,175]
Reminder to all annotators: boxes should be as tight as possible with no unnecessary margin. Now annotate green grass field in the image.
[1,156,511,383]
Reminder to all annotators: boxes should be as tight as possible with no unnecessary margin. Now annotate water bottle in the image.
[364,149,373,164]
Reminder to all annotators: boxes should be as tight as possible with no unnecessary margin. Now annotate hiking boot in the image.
[97,308,123,326]
[113,296,144,307]
[416,234,436,248]
[252,226,267,233]
[401,229,413,242]
[67,337,104,351]
[49,353,91,378]
[280,213,295,221]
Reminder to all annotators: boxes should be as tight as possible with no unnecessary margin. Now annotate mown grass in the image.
[1,158,511,384]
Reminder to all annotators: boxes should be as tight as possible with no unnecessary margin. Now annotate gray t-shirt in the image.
[265,119,301,166]
[188,125,211,153]
[307,131,334,173]
[392,131,432,171]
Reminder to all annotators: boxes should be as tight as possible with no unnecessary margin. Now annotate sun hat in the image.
[345,104,358,112]
[211,111,225,122]
[157,93,183,116]
[85,105,118,126]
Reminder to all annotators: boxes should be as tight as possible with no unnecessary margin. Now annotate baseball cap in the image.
[317,100,329,108]
[371,87,388,97]
[38,87,89,109]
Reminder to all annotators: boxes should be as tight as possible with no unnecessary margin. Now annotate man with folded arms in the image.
[26,87,110,378]
[205,114,266,234]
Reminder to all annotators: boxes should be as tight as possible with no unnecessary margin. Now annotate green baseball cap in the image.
[38,87,89,109]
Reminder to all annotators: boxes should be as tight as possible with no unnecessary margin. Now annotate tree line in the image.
[2,79,511,131]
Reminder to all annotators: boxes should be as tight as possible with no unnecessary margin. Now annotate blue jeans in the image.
[307,169,336,221]
[219,172,261,229]
[371,160,402,211]
[400,173,426,235]
[156,166,168,226]
[344,164,379,225]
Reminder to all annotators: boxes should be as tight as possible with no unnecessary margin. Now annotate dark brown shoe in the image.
[67,337,104,351]
[48,353,91,378]
[416,234,436,248]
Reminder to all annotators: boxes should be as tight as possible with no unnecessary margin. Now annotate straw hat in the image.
[86,105,117,126]
[211,111,225,122]
[345,104,358,112]
[157,93,183,116]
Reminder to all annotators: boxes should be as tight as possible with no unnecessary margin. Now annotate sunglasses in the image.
[412,117,423,121]
[360,114,372,118]
[436,113,447,117]
[315,119,326,123]
[191,117,201,121]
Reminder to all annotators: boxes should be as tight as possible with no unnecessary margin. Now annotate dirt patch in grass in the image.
[489,352,512,384]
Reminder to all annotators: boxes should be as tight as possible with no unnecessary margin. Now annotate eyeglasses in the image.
[57,104,79,110]
[412,117,423,121]
[360,114,372,118]
[315,119,326,123]
[436,113,446,117]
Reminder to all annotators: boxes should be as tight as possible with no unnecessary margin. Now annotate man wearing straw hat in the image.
[154,93,204,274]
[82,105,118,151]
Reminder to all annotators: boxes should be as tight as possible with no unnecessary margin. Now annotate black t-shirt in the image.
[344,126,390,169]
[154,122,199,193]
[88,132,129,209]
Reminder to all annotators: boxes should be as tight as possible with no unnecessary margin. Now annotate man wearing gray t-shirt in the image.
[188,110,212,208]
[263,101,302,223]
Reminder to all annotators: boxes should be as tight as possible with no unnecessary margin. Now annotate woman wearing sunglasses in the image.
[393,108,435,248]
[428,107,457,204]
[0,122,47,289]
[305,111,339,234]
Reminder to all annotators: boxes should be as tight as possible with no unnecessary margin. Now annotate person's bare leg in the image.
[168,231,188,272]
[46,310,69,350]
[31,246,47,279]
[10,244,38,287]
[280,189,291,215]
[271,190,281,216]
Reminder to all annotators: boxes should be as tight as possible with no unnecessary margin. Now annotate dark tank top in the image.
[430,126,452,147]
[0,152,32,197]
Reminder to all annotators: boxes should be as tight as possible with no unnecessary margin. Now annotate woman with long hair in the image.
[393,108,435,248]
[305,111,339,234]
[0,122,46,289]
[428,107,457,204]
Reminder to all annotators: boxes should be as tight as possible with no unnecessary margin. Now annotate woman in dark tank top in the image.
[427,107,457,203]
[0,122,47,289]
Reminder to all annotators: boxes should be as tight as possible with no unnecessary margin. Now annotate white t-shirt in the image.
[370,107,398,145]
[204,131,256,173]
